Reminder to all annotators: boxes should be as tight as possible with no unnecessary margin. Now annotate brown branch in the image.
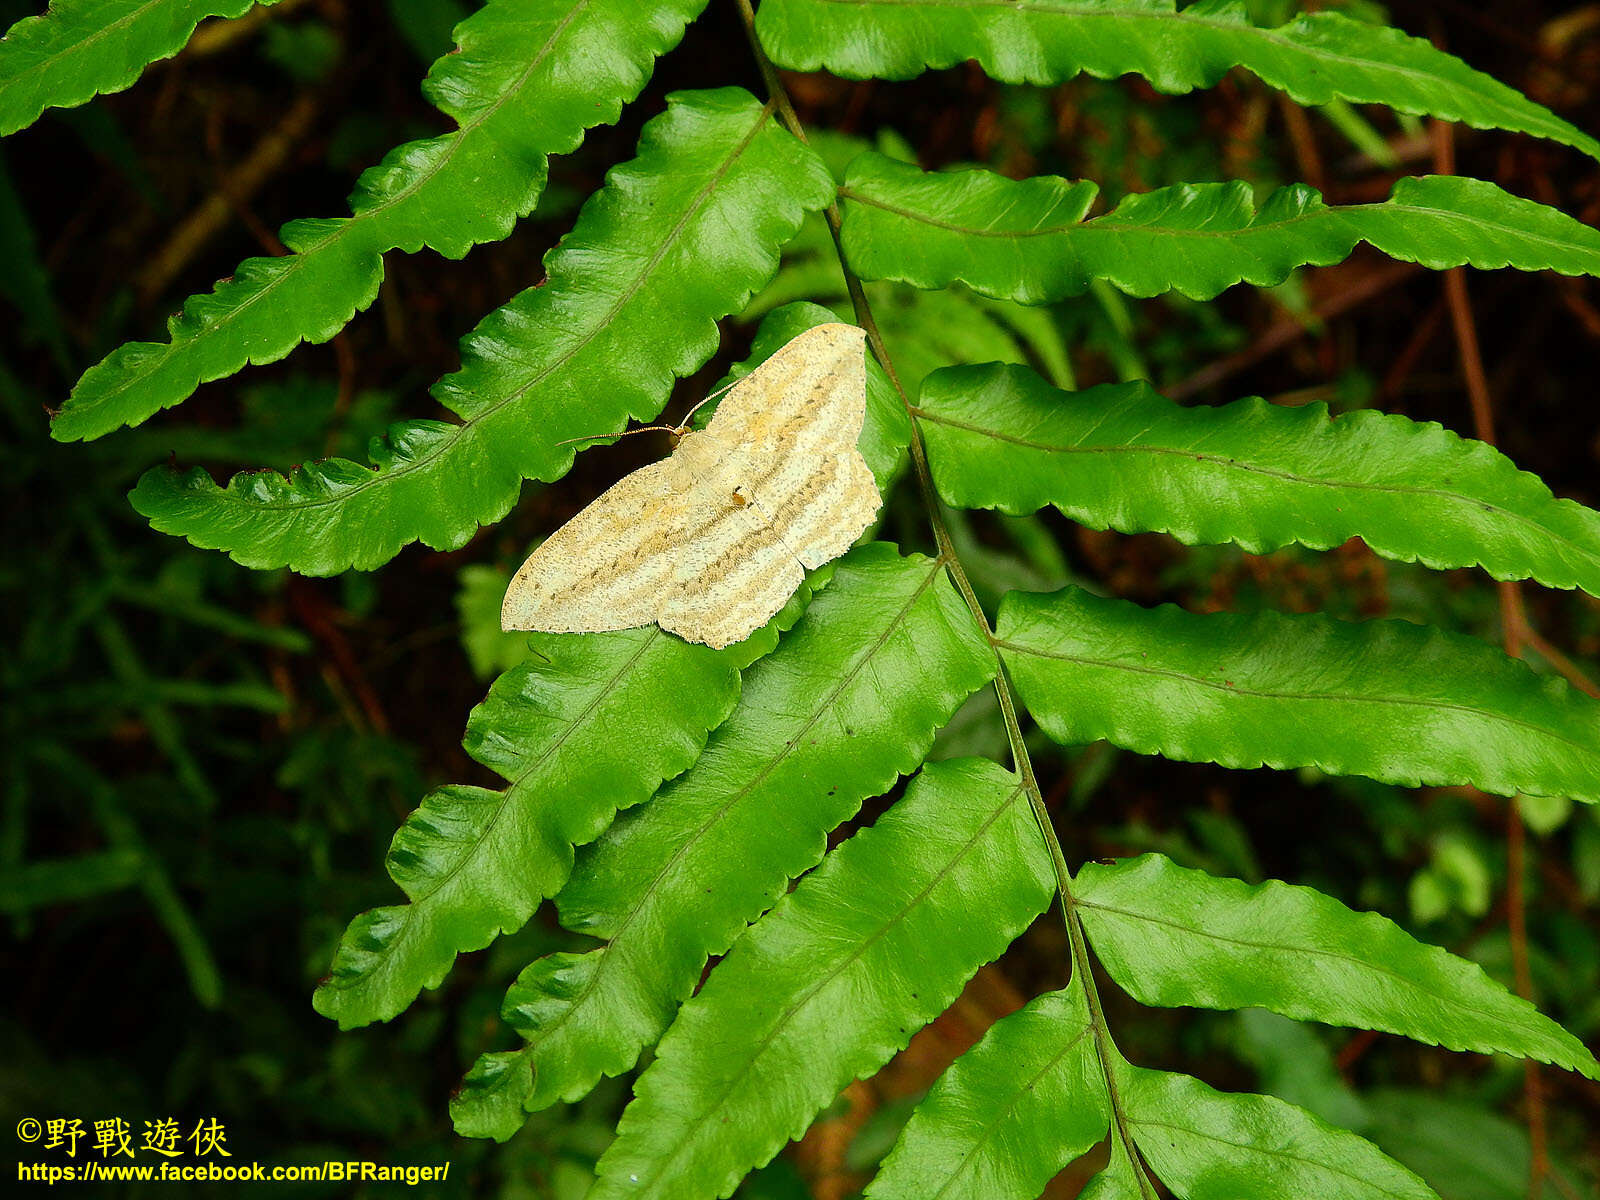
[1167,261,1419,401]
[1278,94,1325,195]
[135,90,321,304]
[286,578,390,736]
[185,0,315,58]
[1556,280,1600,342]
[1376,298,1445,404]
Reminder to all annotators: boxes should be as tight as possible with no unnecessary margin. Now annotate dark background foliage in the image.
[3,1,1597,1195]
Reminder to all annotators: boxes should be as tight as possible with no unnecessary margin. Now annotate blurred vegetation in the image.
[2,0,1597,1195]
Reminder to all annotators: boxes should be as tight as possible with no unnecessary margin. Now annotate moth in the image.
[501,323,880,649]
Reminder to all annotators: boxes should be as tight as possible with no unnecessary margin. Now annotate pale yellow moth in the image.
[501,323,879,649]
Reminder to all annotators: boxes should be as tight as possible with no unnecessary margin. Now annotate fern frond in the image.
[919,363,1600,597]
[1115,1067,1438,1200]
[1078,855,1600,1078]
[311,604,807,1030]
[998,587,1600,802]
[865,987,1108,1200]
[842,157,1600,302]
[0,0,271,137]
[589,757,1053,1200]
[127,88,833,573]
[451,545,994,1140]
[756,0,1600,162]
[50,0,710,443]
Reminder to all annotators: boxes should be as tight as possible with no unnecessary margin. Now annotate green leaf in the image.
[312,624,765,1030]
[0,848,146,912]
[127,87,834,573]
[451,545,995,1140]
[998,587,1600,802]
[1076,854,1599,1079]
[918,362,1600,598]
[756,0,1600,162]
[1117,1066,1438,1200]
[865,987,1108,1200]
[841,158,1600,302]
[0,0,270,137]
[50,0,711,443]
[455,563,535,681]
[590,757,1054,1200]
[61,221,385,446]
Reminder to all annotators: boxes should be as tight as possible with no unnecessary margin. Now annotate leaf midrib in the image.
[994,634,1593,757]
[921,1018,1098,1200]
[1,0,186,101]
[1127,1104,1424,1199]
[914,405,1600,569]
[1077,895,1552,1040]
[843,187,1597,265]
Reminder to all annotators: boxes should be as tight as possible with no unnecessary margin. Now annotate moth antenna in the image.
[555,424,678,449]
[680,373,743,428]
[555,373,746,449]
